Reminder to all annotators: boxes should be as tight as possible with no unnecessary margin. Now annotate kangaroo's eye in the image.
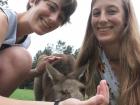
[61,90,68,94]
[80,87,86,95]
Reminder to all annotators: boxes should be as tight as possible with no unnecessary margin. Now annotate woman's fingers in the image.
[35,55,62,75]
[46,56,62,63]
[97,80,109,104]
[41,55,62,63]
[99,80,109,97]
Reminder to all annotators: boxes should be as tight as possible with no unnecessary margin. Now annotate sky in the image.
[8,0,140,58]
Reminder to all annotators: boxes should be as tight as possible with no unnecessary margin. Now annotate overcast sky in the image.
[8,0,140,58]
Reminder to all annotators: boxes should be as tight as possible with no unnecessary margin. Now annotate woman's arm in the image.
[0,80,109,105]
[26,55,63,80]
[0,96,54,105]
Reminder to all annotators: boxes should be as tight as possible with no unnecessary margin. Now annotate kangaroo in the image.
[34,54,86,101]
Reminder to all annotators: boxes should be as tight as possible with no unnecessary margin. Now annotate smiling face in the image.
[91,0,125,44]
[27,0,63,35]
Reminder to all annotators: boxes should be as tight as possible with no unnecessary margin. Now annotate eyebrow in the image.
[107,5,118,8]
[92,4,119,11]
[48,0,59,9]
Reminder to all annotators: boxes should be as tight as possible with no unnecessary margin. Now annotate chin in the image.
[35,30,48,35]
[100,39,118,46]
[98,38,112,44]
[36,32,44,35]
[37,28,54,35]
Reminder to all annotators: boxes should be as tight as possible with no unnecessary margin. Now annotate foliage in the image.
[10,89,34,100]
[73,48,80,58]
[0,0,8,7]
[32,44,53,68]
[63,45,73,54]
[55,40,66,54]
[55,40,74,54]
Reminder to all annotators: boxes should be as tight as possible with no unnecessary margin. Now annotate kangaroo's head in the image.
[45,54,86,101]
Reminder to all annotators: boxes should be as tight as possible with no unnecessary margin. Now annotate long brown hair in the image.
[76,0,140,104]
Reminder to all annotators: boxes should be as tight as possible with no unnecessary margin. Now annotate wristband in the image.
[54,100,60,105]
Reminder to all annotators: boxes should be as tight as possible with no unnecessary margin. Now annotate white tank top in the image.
[0,5,31,49]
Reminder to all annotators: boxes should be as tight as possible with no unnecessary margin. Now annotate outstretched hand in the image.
[60,80,109,105]
[84,80,109,105]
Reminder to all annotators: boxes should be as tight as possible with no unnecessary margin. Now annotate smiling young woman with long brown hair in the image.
[76,0,140,105]
[0,0,109,105]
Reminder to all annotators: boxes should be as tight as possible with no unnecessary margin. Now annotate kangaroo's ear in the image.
[46,63,65,84]
[67,65,88,87]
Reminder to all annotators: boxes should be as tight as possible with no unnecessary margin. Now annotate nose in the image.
[48,13,60,24]
[99,11,108,25]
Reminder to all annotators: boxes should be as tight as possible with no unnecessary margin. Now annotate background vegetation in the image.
[10,89,34,100]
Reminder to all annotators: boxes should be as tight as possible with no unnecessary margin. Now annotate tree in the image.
[42,44,53,55]
[32,44,53,69]
[32,50,43,69]
[55,40,66,54]
[0,0,8,7]
[63,45,73,54]
[73,48,80,58]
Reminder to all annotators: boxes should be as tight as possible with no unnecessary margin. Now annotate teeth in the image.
[40,17,49,28]
[99,28,109,31]
[42,19,48,27]
[98,27,112,31]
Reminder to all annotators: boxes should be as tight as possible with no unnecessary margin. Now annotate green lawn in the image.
[10,89,35,100]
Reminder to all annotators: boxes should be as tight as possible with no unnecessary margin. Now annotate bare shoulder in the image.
[0,9,8,43]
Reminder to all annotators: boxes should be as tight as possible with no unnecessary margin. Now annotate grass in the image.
[10,88,35,100]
